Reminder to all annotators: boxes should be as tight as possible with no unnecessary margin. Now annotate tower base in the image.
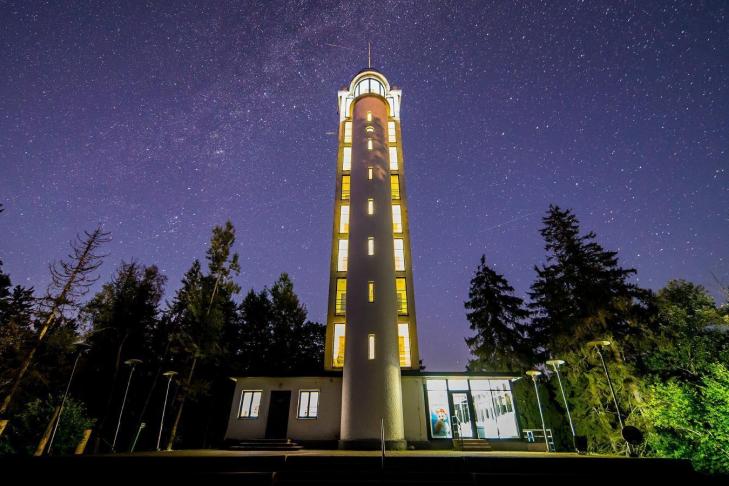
[338,439,407,451]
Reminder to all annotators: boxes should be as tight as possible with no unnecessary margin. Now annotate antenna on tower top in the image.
[368,42,371,68]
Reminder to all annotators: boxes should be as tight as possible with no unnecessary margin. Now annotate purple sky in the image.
[1,1,727,370]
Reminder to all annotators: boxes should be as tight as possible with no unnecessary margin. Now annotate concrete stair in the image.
[452,439,492,452]
[229,438,303,451]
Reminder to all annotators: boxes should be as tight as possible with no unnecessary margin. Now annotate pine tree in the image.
[465,255,529,371]
[528,205,647,359]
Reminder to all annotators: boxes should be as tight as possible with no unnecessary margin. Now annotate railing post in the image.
[380,417,385,471]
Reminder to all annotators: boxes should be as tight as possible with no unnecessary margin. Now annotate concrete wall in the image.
[225,377,342,442]
[401,376,428,442]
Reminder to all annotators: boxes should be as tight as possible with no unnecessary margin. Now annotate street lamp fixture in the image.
[111,358,143,452]
[526,370,550,452]
[156,371,178,451]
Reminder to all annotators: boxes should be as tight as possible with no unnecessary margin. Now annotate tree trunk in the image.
[165,355,197,451]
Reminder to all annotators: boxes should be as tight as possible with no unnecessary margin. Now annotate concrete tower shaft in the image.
[339,94,405,448]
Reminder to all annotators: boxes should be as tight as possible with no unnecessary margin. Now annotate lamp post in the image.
[47,340,90,454]
[156,371,178,451]
[588,340,635,456]
[112,358,143,452]
[526,370,550,452]
[546,359,576,450]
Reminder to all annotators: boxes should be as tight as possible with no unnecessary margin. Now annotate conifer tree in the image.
[465,255,529,371]
[528,205,647,359]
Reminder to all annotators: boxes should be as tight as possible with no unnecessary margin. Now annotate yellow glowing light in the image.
[367,198,374,215]
[391,175,400,199]
[368,281,375,302]
[368,237,374,255]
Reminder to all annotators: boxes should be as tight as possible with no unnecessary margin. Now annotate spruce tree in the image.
[465,255,529,371]
[528,205,647,359]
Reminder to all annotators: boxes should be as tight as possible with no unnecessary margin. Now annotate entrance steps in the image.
[452,439,492,452]
[229,438,303,451]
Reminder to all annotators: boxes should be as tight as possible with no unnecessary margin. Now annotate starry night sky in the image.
[1,1,727,370]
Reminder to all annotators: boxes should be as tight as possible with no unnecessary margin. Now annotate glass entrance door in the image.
[450,392,474,438]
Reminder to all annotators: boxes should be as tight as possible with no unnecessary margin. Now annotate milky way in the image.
[1,1,727,370]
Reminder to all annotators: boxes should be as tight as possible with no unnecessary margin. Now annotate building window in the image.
[391,175,400,199]
[368,334,375,360]
[389,147,398,170]
[368,139,373,151]
[392,205,402,233]
[342,175,350,200]
[365,125,374,134]
[339,205,349,234]
[394,238,405,271]
[298,390,319,419]
[388,121,396,143]
[366,111,372,122]
[396,278,408,315]
[344,121,352,144]
[367,198,374,215]
[368,166,373,180]
[354,77,385,98]
[398,323,411,367]
[343,147,351,171]
[368,281,375,302]
[239,390,262,418]
[368,237,374,256]
[337,239,348,271]
[333,323,346,366]
[335,279,346,315]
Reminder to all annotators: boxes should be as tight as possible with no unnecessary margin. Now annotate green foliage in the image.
[465,255,529,371]
[645,363,729,474]
[0,396,94,456]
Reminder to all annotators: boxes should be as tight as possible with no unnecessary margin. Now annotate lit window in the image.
[389,147,398,170]
[333,323,345,366]
[368,139,373,151]
[344,121,352,143]
[392,205,402,233]
[368,237,374,255]
[391,175,400,199]
[367,198,374,215]
[398,323,411,367]
[343,147,351,171]
[368,167,373,180]
[388,121,396,143]
[239,390,262,418]
[367,111,372,122]
[354,77,385,98]
[368,281,375,302]
[368,334,375,360]
[339,205,349,234]
[298,390,319,419]
[394,238,405,271]
[337,239,348,271]
[366,125,374,134]
[342,175,350,200]
[335,279,346,315]
[396,278,408,315]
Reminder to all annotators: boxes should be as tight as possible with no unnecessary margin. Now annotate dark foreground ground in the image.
[0,449,722,485]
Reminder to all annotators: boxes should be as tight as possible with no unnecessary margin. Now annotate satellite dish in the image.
[621,425,644,446]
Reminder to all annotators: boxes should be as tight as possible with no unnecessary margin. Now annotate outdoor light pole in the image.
[546,359,576,448]
[526,370,550,452]
[587,341,624,429]
[156,371,178,451]
[47,340,90,454]
[112,358,143,452]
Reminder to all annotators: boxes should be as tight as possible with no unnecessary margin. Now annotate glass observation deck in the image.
[338,70,402,121]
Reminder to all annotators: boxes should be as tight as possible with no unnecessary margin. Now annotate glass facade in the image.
[354,77,385,98]
[425,378,519,440]
[335,279,346,315]
[342,147,351,171]
[398,323,411,367]
[388,121,396,143]
[392,205,402,233]
[394,238,405,271]
[337,239,348,271]
[389,146,398,170]
[396,277,408,315]
[339,205,349,234]
[341,175,350,200]
[333,323,345,366]
[343,121,352,143]
[391,175,400,199]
